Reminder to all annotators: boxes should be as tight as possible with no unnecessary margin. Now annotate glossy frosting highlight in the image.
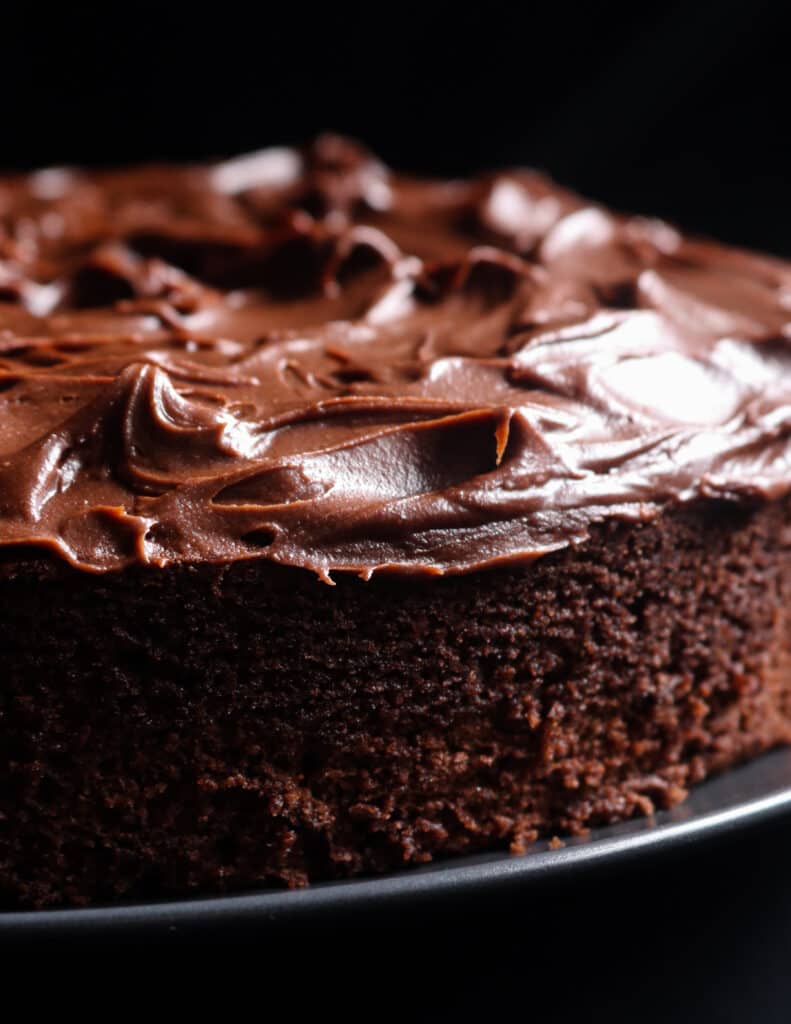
[1,135,791,578]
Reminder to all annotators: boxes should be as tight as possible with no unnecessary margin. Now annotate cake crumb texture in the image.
[2,498,790,908]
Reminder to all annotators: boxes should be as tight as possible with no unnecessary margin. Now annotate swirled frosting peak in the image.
[2,136,791,578]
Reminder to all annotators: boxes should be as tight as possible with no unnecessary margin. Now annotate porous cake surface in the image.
[2,138,791,908]
[2,500,791,907]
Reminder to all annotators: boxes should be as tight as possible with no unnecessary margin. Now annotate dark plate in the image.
[3,747,791,939]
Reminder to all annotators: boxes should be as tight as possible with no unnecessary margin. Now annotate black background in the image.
[4,1,791,256]
[4,3,791,1012]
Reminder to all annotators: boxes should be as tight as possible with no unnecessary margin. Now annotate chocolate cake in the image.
[2,136,791,909]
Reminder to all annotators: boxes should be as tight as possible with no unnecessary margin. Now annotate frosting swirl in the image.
[2,135,791,578]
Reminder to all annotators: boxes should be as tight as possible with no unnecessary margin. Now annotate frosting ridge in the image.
[1,135,791,577]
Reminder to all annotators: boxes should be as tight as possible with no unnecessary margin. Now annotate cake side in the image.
[2,497,790,908]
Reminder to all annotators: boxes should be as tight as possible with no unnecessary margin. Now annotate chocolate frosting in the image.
[2,135,791,579]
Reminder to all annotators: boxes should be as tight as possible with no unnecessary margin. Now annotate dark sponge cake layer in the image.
[2,497,790,909]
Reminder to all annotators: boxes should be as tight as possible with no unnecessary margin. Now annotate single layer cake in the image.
[2,137,791,908]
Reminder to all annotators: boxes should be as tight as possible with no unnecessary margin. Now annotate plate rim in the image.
[3,747,791,937]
